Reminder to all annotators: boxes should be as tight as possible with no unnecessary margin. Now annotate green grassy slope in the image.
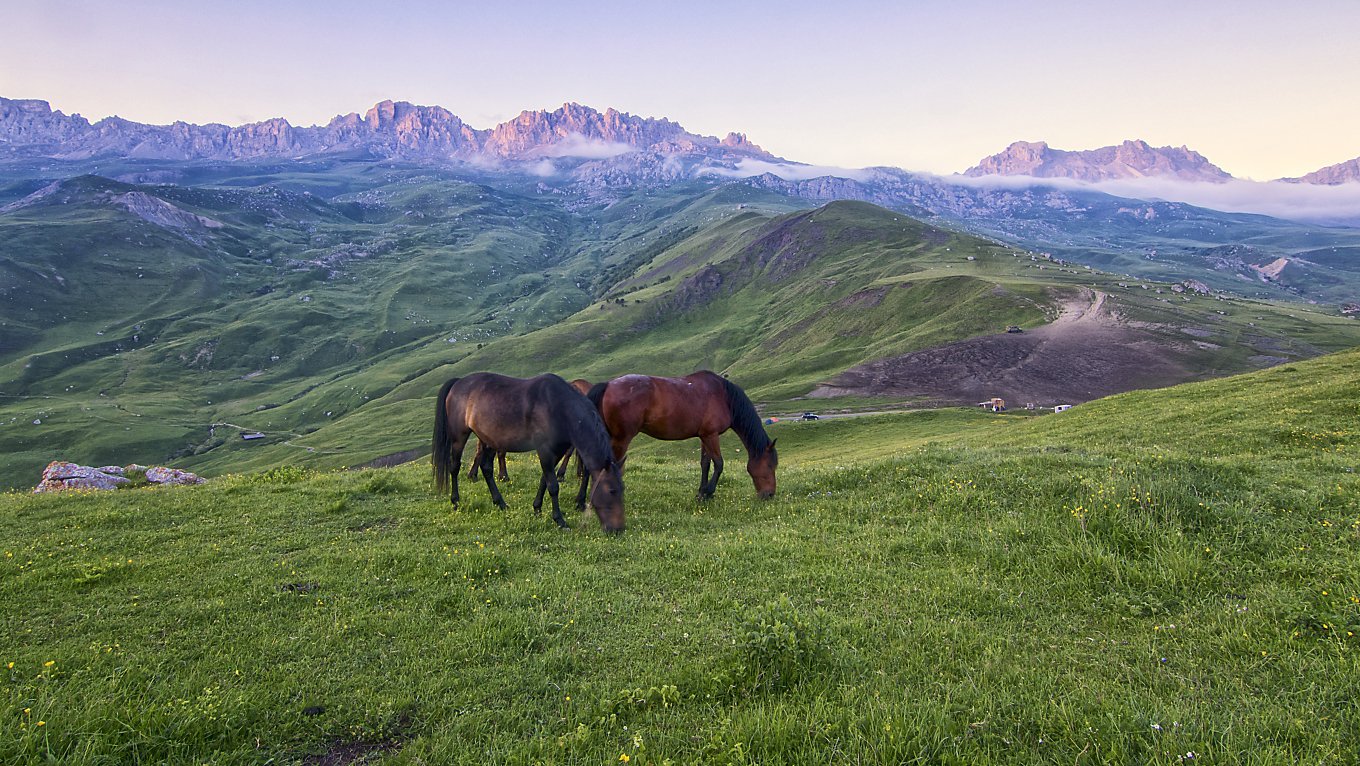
[437,202,1069,392]
[1,348,1355,764]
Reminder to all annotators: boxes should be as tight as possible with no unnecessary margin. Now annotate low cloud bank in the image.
[698,159,874,182]
[540,134,634,159]
[951,174,1360,225]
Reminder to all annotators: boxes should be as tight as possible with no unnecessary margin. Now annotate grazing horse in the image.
[581,371,777,502]
[467,378,592,482]
[433,373,625,533]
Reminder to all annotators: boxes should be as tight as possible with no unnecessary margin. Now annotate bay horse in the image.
[466,378,592,482]
[433,373,625,533]
[580,371,777,503]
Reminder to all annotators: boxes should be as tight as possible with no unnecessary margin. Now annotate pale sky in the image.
[3,0,1358,180]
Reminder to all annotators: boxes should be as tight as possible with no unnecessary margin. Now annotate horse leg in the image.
[532,459,549,516]
[555,446,575,479]
[449,434,468,507]
[497,451,509,482]
[611,434,634,472]
[468,441,483,480]
[540,452,569,529]
[575,466,591,511]
[700,451,712,499]
[479,446,508,509]
[699,434,723,499]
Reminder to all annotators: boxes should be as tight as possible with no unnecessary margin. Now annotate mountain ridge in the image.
[963,139,1233,183]
[0,97,775,165]
[1284,156,1360,185]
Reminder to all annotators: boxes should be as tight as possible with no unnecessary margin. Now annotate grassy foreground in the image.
[2,352,1357,765]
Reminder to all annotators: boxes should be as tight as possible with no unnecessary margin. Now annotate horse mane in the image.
[563,379,615,473]
[717,374,773,457]
[586,380,609,411]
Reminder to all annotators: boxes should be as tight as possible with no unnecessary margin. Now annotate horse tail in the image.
[432,377,460,493]
[586,380,610,412]
[719,375,771,454]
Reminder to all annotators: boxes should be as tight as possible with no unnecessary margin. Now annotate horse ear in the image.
[768,439,777,450]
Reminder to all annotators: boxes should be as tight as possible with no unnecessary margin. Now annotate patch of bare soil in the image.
[809,289,1202,406]
[351,448,425,470]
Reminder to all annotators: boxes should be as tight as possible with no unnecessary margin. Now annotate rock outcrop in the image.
[33,461,205,493]
[964,139,1233,183]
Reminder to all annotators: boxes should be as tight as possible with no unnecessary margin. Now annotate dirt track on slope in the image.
[808,288,1200,407]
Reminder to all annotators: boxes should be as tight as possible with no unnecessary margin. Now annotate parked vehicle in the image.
[801,412,820,421]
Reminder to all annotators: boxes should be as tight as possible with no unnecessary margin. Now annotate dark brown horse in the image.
[581,371,777,502]
[467,378,591,482]
[433,373,625,533]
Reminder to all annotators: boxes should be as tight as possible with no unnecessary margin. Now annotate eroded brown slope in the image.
[809,289,1206,406]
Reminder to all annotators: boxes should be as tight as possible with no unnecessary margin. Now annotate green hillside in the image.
[3,164,1359,489]
[2,348,1355,764]
[0,171,803,487]
[187,201,1359,481]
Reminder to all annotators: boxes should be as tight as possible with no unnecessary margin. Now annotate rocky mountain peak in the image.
[1284,156,1360,185]
[0,97,93,147]
[965,139,1232,183]
[483,102,690,158]
[720,132,764,152]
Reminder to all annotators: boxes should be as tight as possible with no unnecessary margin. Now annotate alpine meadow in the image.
[1,86,1359,766]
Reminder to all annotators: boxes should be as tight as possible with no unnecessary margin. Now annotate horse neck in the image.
[565,406,613,472]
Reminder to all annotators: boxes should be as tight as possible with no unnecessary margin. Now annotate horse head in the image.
[748,439,778,499]
[589,459,626,534]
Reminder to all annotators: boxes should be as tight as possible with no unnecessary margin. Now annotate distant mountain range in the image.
[4,96,1358,184]
[0,97,773,166]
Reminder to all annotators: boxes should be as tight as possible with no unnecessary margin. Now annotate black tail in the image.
[432,377,460,493]
[586,380,610,412]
